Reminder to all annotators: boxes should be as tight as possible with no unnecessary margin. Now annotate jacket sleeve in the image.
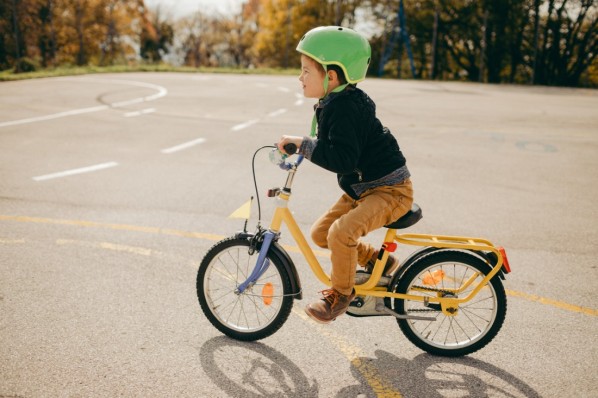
[309,99,364,174]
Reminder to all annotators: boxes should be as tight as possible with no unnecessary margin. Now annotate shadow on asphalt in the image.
[340,350,542,398]
[200,336,318,397]
[199,336,541,398]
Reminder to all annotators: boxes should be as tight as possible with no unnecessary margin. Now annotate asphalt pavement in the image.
[1,72,597,397]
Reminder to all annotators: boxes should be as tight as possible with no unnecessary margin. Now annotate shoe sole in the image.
[304,306,335,324]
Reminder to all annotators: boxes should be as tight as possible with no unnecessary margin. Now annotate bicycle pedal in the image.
[347,296,389,317]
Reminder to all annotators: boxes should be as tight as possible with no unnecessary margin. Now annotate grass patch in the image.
[0,64,300,81]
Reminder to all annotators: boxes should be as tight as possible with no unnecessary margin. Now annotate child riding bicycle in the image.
[277,26,414,324]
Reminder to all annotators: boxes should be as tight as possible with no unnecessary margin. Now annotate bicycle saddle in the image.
[384,203,422,229]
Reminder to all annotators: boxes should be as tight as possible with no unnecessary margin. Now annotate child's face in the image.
[299,55,326,99]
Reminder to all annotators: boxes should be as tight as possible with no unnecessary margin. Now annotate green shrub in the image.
[14,58,39,73]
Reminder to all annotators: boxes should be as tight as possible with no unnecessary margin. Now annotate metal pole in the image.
[399,0,417,78]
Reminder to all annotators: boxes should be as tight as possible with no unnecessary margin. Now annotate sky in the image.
[144,0,244,19]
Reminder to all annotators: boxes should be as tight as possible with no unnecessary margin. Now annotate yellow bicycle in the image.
[197,145,512,357]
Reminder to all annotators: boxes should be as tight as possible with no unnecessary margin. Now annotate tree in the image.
[38,0,58,67]
[99,0,142,66]
[532,0,597,86]
[140,5,174,63]
[252,0,358,68]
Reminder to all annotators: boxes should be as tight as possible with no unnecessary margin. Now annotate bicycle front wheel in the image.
[394,250,507,357]
[197,237,294,341]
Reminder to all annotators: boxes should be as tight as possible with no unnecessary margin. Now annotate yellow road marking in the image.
[56,238,156,257]
[0,214,225,241]
[506,289,598,317]
[1,214,596,317]
[294,308,403,397]
[0,237,26,244]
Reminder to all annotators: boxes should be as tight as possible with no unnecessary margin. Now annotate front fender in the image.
[235,232,303,300]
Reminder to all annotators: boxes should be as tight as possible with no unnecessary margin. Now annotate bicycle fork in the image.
[234,230,277,295]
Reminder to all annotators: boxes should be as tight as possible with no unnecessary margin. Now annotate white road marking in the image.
[0,105,109,128]
[32,161,118,181]
[277,86,290,93]
[0,78,167,128]
[268,108,287,117]
[161,138,206,154]
[124,108,156,118]
[231,119,259,131]
[295,93,305,106]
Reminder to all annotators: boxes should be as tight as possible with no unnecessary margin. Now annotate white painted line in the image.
[0,78,167,128]
[268,108,287,117]
[161,138,206,154]
[124,108,156,118]
[0,105,109,128]
[277,86,290,93]
[33,161,119,182]
[294,93,305,106]
[231,119,259,131]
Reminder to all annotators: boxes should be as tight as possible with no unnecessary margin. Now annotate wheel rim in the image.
[403,260,499,350]
[203,245,285,333]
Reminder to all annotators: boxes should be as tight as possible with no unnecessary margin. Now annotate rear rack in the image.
[395,233,495,252]
[395,233,505,271]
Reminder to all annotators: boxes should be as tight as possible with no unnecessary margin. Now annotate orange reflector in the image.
[382,242,397,252]
[498,247,511,273]
[422,269,445,286]
[262,282,274,306]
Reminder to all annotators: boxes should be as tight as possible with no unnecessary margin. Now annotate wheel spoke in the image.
[198,239,293,339]
[395,251,506,355]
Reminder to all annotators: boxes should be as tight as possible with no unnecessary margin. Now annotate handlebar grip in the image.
[283,143,297,155]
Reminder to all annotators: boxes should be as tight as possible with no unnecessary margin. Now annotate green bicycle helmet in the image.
[296,26,371,84]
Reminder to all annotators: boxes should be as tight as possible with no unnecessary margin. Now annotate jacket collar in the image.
[314,84,356,110]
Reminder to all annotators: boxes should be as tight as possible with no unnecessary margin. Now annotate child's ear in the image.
[328,70,337,82]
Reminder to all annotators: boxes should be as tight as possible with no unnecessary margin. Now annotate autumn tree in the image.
[251,0,359,68]
[99,0,143,65]
[531,0,597,86]
[140,5,174,63]
[1,0,595,87]
[1,0,49,70]
[177,11,208,67]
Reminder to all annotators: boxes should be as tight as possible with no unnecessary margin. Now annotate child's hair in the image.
[312,60,348,85]
[327,65,348,85]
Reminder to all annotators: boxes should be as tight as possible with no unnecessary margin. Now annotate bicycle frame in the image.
[241,155,508,316]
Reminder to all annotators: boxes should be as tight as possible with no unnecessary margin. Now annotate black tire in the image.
[197,237,294,341]
[394,250,507,356]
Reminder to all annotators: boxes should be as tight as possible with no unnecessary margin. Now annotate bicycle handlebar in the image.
[278,143,304,170]
[283,143,297,154]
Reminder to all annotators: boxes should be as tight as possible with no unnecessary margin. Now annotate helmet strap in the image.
[310,70,349,137]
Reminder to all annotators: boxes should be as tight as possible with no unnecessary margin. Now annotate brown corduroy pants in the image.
[310,179,414,296]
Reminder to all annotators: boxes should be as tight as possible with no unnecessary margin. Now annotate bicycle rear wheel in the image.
[197,237,294,341]
[393,250,507,356]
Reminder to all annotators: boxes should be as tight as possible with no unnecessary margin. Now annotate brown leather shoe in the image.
[364,252,399,276]
[305,288,356,324]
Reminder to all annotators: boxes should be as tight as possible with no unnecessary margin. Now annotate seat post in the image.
[383,228,397,247]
